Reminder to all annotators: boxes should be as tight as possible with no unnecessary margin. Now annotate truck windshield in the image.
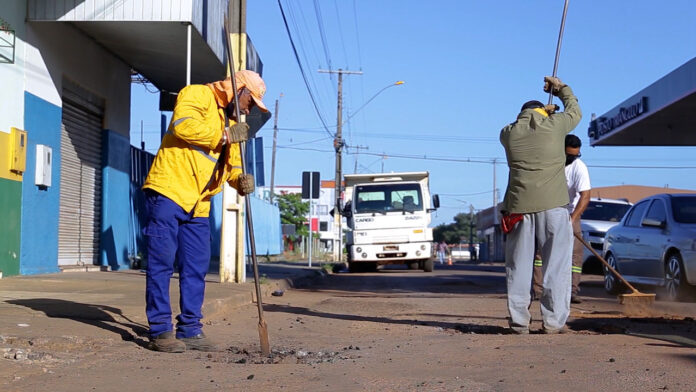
[354,183,423,214]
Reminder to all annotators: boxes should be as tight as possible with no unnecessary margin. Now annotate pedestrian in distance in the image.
[532,134,591,303]
[437,240,448,265]
[142,70,269,353]
[499,76,582,334]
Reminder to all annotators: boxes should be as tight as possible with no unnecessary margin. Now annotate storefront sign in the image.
[588,96,648,140]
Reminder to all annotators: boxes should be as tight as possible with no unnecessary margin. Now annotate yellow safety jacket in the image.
[143,84,244,217]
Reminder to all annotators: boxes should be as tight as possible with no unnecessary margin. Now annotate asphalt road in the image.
[3,262,696,391]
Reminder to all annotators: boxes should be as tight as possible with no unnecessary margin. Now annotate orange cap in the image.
[207,70,269,112]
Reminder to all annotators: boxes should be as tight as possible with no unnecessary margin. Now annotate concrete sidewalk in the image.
[0,262,324,341]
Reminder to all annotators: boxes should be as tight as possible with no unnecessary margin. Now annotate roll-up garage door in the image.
[58,83,104,266]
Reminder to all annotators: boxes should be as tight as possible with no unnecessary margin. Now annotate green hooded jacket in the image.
[500,85,582,214]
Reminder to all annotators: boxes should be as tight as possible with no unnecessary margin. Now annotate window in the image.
[354,183,423,214]
[625,201,649,227]
[671,196,696,223]
[581,201,632,222]
[313,204,328,216]
[319,221,328,232]
[644,200,667,223]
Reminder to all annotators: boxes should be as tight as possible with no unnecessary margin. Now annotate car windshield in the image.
[671,196,696,223]
[581,201,631,222]
[354,183,422,214]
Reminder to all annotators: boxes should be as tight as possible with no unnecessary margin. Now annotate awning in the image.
[588,57,696,146]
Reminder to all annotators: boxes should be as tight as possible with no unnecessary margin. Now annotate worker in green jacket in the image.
[499,76,582,334]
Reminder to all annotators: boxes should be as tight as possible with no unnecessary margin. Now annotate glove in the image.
[543,76,566,96]
[544,104,560,114]
[224,123,251,144]
[239,173,255,196]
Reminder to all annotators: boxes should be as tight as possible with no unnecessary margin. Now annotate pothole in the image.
[201,345,363,365]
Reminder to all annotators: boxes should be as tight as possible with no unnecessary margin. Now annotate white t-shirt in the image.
[565,158,591,213]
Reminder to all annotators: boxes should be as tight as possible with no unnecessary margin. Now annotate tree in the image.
[275,192,309,240]
[433,212,477,244]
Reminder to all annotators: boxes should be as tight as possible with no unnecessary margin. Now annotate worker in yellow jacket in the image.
[142,70,268,353]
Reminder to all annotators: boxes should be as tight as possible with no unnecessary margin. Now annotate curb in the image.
[201,268,327,320]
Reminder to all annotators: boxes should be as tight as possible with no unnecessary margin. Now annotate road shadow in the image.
[296,271,508,296]
[7,298,149,348]
[567,316,696,348]
[264,303,512,335]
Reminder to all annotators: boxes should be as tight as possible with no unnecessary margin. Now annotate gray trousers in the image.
[505,207,572,331]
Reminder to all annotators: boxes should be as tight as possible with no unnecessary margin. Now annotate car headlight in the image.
[356,247,362,253]
[420,244,426,250]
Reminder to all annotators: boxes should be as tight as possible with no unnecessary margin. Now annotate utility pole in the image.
[492,158,498,221]
[269,96,281,203]
[351,145,369,173]
[469,204,475,260]
[140,120,145,150]
[319,68,362,262]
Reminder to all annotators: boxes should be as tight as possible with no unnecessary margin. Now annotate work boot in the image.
[542,326,567,334]
[148,331,186,353]
[178,333,220,352]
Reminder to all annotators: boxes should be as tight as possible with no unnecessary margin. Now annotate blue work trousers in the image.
[143,190,211,338]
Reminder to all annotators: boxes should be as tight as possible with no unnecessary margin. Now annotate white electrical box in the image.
[35,144,52,187]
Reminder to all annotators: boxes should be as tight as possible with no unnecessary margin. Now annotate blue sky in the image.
[131,0,696,226]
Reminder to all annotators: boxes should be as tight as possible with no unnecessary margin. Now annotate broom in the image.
[574,232,655,306]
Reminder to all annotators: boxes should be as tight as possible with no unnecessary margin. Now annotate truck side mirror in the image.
[342,201,352,218]
[432,194,440,209]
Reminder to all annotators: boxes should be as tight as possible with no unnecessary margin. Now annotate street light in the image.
[343,80,405,125]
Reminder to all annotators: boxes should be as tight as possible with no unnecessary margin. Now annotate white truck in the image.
[342,172,440,272]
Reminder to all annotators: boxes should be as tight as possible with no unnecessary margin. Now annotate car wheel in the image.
[603,253,625,295]
[665,253,692,301]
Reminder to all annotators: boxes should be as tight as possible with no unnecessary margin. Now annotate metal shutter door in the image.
[58,89,104,266]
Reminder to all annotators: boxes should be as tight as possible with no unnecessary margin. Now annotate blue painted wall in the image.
[248,194,282,256]
[101,130,132,270]
[209,192,282,258]
[20,92,61,275]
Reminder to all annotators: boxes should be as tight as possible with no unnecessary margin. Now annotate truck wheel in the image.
[348,261,362,273]
[408,261,420,270]
[423,259,434,272]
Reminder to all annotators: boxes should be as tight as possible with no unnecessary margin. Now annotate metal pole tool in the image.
[548,0,570,105]
[223,16,271,357]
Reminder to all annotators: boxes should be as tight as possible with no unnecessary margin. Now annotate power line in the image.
[332,0,350,67]
[273,126,498,143]
[587,164,696,169]
[439,191,494,196]
[278,0,334,138]
[313,0,332,73]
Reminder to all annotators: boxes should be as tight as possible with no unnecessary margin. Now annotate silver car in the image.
[603,194,696,301]
[580,198,632,269]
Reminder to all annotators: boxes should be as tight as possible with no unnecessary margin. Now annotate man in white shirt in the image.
[532,134,591,304]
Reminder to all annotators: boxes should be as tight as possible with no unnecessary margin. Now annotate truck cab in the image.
[343,172,439,272]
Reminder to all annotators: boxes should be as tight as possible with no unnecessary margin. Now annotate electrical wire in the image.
[313,0,333,74]
[333,0,350,67]
[278,0,335,138]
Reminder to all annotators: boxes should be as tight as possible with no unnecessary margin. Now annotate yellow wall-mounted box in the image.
[9,127,27,174]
